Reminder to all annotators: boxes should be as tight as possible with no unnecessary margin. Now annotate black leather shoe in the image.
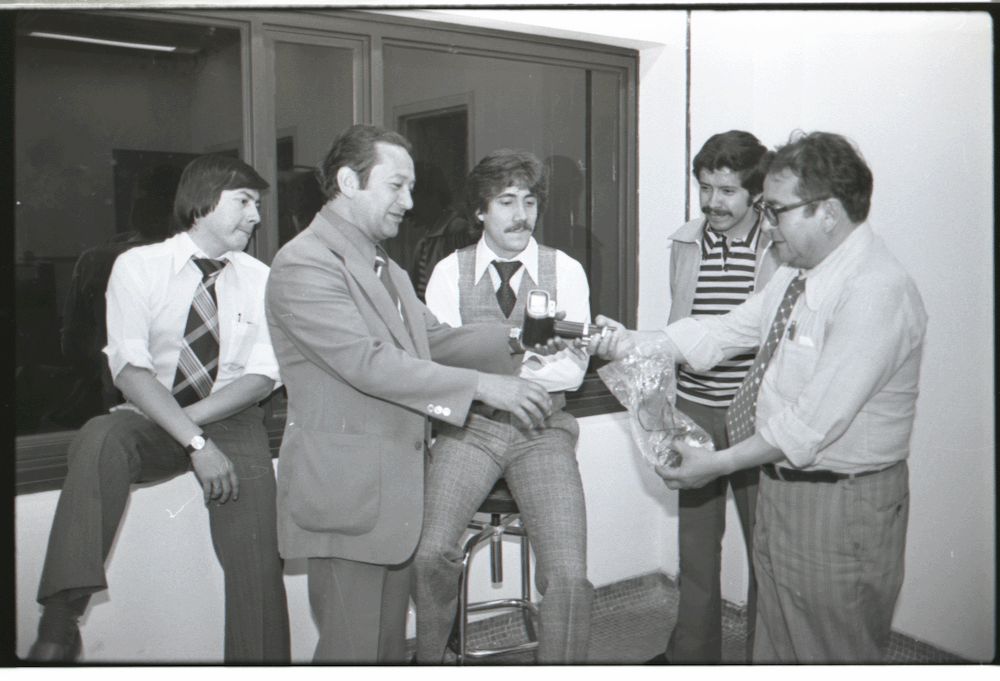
[645,652,670,664]
[28,628,81,662]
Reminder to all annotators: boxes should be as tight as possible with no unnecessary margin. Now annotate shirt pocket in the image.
[768,339,820,400]
[222,318,259,372]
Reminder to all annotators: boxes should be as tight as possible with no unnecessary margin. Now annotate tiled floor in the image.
[409,571,968,665]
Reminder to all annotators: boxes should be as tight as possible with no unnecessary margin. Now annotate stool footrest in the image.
[464,639,540,659]
[467,598,539,616]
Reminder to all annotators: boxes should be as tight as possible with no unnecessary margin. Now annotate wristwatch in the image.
[185,434,206,455]
[508,326,524,353]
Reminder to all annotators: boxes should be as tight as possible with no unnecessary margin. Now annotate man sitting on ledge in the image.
[28,155,290,663]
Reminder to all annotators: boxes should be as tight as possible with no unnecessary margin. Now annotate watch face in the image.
[190,436,206,450]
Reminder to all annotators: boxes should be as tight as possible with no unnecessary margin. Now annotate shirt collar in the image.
[801,222,874,309]
[171,230,239,275]
[474,236,539,285]
[171,231,206,275]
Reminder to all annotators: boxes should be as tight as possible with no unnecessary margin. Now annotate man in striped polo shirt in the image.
[650,131,780,664]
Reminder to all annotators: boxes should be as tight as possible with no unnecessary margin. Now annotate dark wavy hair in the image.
[768,131,873,223]
[465,149,548,224]
[173,155,269,231]
[319,124,413,202]
[692,130,770,197]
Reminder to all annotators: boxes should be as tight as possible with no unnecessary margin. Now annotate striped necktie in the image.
[725,275,806,444]
[171,257,226,407]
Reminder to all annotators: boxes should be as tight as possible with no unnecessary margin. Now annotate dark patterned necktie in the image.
[726,275,806,444]
[492,260,522,318]
[172,258,227,407]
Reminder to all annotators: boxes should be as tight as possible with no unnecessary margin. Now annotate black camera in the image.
[520,289,609,347]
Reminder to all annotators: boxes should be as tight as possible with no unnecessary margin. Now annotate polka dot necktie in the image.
[725,275,806,444]
[172,257,227,408]
[492,260,522,318]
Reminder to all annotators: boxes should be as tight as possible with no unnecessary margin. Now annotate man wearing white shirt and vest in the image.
[29,155,290,662]
[416,149,593,664]
[588,132,927,663]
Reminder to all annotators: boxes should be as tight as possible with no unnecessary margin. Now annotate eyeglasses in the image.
[754,196,831,225]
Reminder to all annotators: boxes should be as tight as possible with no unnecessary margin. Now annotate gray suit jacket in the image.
[265,207,514,564]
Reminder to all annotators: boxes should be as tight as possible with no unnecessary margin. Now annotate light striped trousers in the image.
[752,460,908,663]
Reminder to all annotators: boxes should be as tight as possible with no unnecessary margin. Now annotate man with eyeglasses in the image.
[587,132,927,663]
[643,131,780,665]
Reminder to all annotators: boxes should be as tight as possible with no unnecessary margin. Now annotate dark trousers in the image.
[665,396,758,663]
[36,406,290,663]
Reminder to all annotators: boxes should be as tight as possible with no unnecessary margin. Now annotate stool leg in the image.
[521,534,537,644]
[457,554,470,666]
[490,514,503,584]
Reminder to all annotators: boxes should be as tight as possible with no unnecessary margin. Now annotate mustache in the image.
[504,221,533,233]
[702,206,732,217]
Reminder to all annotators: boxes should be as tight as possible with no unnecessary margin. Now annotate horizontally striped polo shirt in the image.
[676,217,762,408]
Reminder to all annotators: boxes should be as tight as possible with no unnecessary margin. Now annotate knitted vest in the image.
[457,243,558,328]
[456,245,562,410]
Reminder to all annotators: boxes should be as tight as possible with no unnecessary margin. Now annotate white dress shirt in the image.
[664,223,927,473]
[425,236,590,393]
[104,231,281,401]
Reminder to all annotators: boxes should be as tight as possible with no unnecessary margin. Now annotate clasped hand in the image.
[190,439,240,505]
[654,438,727,490]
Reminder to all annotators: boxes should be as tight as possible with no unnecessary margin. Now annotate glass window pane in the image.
[272,39,354,247]
[381,44,604,319]
[15,12,243,436]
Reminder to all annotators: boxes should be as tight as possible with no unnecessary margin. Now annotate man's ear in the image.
[820,197,843,232]
[337,166,359,198]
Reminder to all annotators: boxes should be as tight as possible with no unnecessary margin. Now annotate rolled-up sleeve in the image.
[664,283,771,371]
[240,294,282,385]
[103,255,155,381]
[519,254,591,392]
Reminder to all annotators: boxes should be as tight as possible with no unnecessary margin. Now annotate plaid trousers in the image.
[413,408,593,663]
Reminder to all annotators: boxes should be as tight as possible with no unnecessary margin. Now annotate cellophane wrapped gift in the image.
[597,339,714,468]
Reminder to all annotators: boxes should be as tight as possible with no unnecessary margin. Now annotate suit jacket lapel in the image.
[310,212,419,355]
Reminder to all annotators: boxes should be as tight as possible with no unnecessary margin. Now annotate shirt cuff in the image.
[104,342,155,382]
[241,353,282,385]
[663,318,725,372]
[759,411,824,469]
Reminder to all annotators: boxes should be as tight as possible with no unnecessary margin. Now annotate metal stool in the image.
[452,477,539,664]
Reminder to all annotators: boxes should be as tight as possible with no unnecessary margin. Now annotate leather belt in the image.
[761,462,897,484]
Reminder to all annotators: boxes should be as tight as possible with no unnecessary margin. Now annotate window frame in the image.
[14,8,637,495]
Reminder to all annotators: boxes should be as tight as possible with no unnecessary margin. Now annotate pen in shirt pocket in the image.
[786,320,797,340]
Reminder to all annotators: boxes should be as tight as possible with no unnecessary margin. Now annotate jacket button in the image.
[414,440,423,451]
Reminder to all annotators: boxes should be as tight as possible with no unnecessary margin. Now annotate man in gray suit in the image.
[265,125,555,663]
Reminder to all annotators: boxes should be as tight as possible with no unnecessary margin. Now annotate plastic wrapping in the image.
[597,339,714,468]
